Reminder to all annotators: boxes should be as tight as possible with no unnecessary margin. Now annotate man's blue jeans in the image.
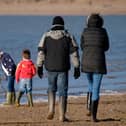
[8,75,15,92]
[48,71,68,97]
[86,73,103,101]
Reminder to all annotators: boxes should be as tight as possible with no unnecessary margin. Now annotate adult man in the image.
[37,16,80,122]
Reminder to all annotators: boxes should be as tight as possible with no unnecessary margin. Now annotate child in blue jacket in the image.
[0,50,16,105]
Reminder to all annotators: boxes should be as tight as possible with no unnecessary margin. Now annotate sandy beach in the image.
[0,1,126,126]
[0,0,126,15]
[0,94,125,126]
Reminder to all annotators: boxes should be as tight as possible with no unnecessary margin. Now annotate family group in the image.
[0,14,109,122]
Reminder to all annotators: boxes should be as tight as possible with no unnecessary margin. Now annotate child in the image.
[15,49,36,107]
[0,50,16,105]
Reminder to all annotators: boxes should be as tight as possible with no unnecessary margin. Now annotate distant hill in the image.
[0,0,125,5]
[0,0,126,15]
[0,0,76,3]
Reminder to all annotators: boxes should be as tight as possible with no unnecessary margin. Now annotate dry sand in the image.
[0,94,125,126]
[0,0,126,15]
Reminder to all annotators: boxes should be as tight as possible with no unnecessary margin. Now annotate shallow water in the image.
[0,15,126,103]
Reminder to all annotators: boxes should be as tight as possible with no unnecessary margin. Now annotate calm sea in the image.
[0,15,126,103]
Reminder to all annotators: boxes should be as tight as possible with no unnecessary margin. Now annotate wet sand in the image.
[0,94,125,126]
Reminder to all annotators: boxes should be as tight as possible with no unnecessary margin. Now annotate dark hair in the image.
[22,49,31,59]
[87,13,103,28]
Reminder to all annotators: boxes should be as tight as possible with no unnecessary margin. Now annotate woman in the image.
[81,14,109,122]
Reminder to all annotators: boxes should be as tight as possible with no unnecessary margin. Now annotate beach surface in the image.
[0,0,126,15]
[0,94,125,126]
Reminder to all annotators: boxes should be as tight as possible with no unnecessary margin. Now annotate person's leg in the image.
[91,73,103,122]
[86,73,93,116]
[26,79,33,107]
[4,75,15,105]
[86,73,93,93]
[7,76,15,92]
[47,72,57,119]
[16,79,25,107]
[9,76,15,104]
[92,73,103,101]
[57,72,68,122]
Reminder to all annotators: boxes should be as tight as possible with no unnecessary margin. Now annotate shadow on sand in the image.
[85,118,121,122]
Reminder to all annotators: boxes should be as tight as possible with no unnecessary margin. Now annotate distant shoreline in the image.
[0,1,126,15]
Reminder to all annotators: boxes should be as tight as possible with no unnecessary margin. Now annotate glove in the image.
[74,67,80,79]
[37,66,43,79]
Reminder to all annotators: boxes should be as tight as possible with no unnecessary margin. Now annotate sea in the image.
[0,15,126,104]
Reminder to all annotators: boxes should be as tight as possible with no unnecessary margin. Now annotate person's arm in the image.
[103,28,109,51]
[15,62,21,83]
[36,33,46,78]
[69,34,80,79]
[32,63,36,77]
[80,33,84,51]
[69,35,80,67]
[80,29,86,51]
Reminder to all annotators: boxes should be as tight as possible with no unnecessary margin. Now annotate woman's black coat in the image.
[81,15,109,74]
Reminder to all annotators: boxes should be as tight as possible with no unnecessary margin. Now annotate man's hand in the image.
[74,67,80,79]
[37,66,43,79]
